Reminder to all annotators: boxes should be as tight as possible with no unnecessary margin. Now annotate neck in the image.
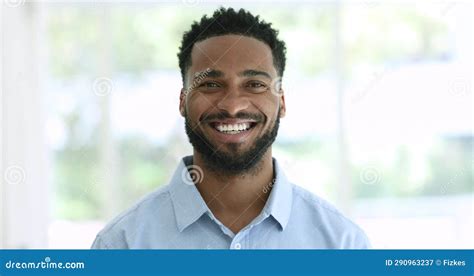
[192,149,275,233]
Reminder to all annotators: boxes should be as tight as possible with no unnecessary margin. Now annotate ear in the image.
[179,88,186,117]
[278,90,286,118]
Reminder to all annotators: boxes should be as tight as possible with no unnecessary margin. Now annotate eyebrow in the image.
[190,69,221,83]
[192,69,272,82]
[239,69,272,80]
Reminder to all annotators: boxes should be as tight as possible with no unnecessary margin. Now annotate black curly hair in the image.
[177,7,287,85]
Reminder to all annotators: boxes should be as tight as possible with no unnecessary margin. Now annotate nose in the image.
[215,86,250,117]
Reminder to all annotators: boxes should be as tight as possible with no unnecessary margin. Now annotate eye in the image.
[197,81,222,93]
[199,81,220,88]
[246,81,268,93]
[248,82,265,88]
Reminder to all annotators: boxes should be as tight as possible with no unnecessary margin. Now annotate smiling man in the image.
[92,7,370,249]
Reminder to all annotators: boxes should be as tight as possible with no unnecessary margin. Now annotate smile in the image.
[209,121,258,135]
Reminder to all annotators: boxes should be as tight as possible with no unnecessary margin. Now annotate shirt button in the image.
[234,243,241,249]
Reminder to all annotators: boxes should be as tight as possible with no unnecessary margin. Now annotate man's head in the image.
[177,7,287,175]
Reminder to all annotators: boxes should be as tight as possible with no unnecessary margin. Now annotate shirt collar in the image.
[263,157,293,231]
[169,155,293,232]
[169,156,210,232]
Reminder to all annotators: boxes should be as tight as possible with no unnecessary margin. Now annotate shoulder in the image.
[92,185,173,249]
[290,184,371,249]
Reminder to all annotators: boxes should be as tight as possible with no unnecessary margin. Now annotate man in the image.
[92,7,370,249]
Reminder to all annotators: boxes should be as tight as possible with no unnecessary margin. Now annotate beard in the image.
[184,109,281,176]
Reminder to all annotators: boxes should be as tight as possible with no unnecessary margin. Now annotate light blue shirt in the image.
[92,156,370,249]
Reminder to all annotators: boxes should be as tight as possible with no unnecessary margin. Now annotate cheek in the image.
[185,93,214,122]
[256,96,281,122]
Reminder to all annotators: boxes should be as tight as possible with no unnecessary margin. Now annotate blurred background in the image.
[1,0,472,249]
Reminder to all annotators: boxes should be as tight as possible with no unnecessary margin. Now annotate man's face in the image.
[180,35,286,175]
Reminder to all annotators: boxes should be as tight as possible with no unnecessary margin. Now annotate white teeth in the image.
[215,122,251,133]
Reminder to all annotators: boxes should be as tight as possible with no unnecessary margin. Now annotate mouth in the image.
[208,121,259,135]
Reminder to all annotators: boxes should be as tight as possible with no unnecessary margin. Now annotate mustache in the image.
[201,111,264,123]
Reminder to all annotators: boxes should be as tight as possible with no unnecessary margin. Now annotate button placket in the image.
[231,227,251,249]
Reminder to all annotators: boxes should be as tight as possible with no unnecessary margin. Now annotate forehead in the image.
[189,34,277,76]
